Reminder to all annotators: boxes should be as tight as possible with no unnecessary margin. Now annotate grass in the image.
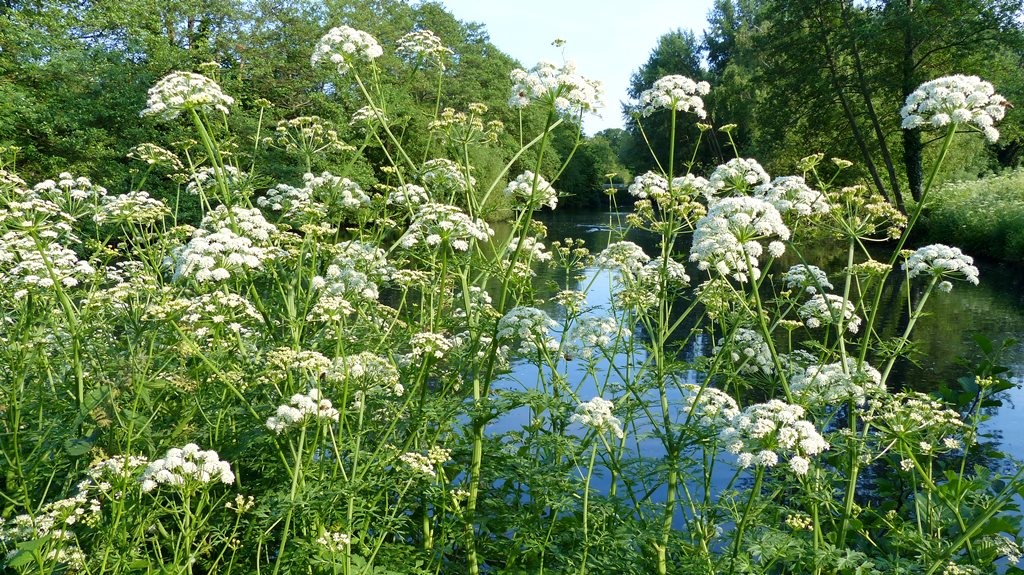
[923,168,1024,262]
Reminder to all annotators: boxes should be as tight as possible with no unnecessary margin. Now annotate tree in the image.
[703,0,1024,208]
[620,30,712,178]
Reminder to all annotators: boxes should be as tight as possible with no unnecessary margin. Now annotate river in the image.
[491,210,1024,463]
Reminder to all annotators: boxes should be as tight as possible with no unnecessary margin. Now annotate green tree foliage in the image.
[701,0,1024,207]
[621,30,721,178]
[0,0,572,216]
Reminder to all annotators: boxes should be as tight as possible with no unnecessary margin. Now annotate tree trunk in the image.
[900,0,925,202]
[815,8,894,205]
[841,0,907,212]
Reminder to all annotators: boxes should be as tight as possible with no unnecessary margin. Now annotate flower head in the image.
[753,176,831,217]
[689,197,789,283]
[707,158,770,199]
[265,388,340,434]
[141,72,234,120]
[312,26,384,74]
[570,397,624,439]
[396,29,453,69]
[798,294,861,333]
[140,444,234,492]
[902,244,979,287]
[505,171,558,210]
[509,60,603,116]
[782,264,833,294]
[496,306,559,355]
[901,75,1007,142]
[719,400,829,475]
[637,75,710,118]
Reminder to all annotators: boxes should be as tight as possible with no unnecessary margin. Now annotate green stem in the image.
[579,442,598,575]
[730,466,764,573]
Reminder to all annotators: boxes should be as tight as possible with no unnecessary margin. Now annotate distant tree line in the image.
[614,0,1024,211]
[0,0,631,215]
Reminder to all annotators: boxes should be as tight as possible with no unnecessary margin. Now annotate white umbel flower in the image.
[900,75,1007,142]
[570,397,625,439]
[637,74,710,118]
[141,72,234,120]
[311,25,384,74]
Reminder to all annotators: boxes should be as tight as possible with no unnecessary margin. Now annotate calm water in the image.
[491,210,1024,463]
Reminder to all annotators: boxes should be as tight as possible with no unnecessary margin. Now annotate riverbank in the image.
[921,168,1024,262]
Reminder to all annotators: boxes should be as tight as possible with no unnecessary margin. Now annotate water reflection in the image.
[491,210,1024,464]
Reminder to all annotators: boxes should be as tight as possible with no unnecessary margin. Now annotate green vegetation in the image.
[0,2,1023,574]
[620,0,1024,213]
[924,169,1024,261]
[0,0,625,215]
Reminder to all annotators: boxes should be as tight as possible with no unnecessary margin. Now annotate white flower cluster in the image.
[629,172,709,204]
[715,327,774,375]
[865,392,967,459]
[311,26,384,74]
[127,143,184,171]
[618,257,691,309]
[789,359,884,407]
[636,74,710,118]
[95,191,170,225]
[782,264,833,294]
[570,396,625,439]
[638,257,691,289]
[0,169,29,201]
[0,230,96,297]
[265,347,332,379]
[318,262,378,300]
[753,176,830,217]
[509,60,604,116]
[398,452,437,479]
[148,291,264,344]
[399,202,493,252]
[0,492,100,569]
[86,455,151,485]
[385,183,431,209]
[565,315,629,360]
[506,236,551,269]
[140,71,235,120]
[719,400,829,475]
[304,171,371,212]
[900,75,1007,142]
[689,197,790,283]
[504,171,558,210]
[317,531,352,553]
[798,294,861,333]
[496,306,559,355]
[32,172,108,219]
[594,241,651,278]
[259,182,315,219]
[185,165,247,197]
[420,158,475,196]
[169,206,281,283]
[680,384,739,433]
[331,351,403,397]
[707,158,771,199]
[350,104,389,127]
[259,172,369,224]
[139,443,235,492]
[903,244,979,287]
[0,198,77,241]
[333,240,396,284]
[409,331,457,360]
[265,388,340,434]
[396,29,453,68]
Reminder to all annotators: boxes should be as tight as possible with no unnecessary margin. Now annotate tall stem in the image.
[729,467,764,573]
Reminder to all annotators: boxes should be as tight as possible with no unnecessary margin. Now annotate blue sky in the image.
[435,0,717,135]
